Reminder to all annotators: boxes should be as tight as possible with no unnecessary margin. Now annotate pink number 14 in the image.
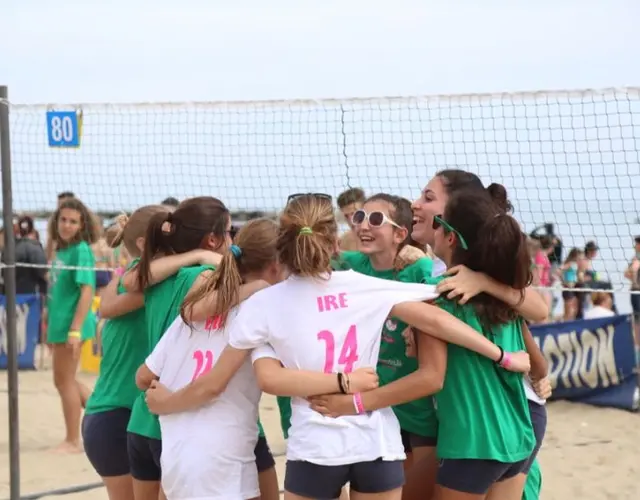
[192,350,214,381]
[317,324,359,373]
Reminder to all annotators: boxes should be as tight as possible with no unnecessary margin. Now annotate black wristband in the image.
[495,346,505,365]
[337,373,347,394]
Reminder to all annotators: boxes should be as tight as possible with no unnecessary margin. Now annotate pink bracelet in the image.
[352,392,365,415]
[500,351,512,369]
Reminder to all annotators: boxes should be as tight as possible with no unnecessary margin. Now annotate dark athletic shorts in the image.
[83,408,131,477]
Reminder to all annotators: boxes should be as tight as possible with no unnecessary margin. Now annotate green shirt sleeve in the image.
[74,242,96,289]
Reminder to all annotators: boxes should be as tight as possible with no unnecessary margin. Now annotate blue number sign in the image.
[46,110,81,148]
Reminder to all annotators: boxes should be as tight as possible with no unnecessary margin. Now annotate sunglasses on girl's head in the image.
[432,214,469,250]
[352,209,401,229]
[286,193,333,205]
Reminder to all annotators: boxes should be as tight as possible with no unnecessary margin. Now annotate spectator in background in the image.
[57,191,75,207]
[583,240,599,281]
[91,216,116,294]
[14,216,48,295]
[336,187,365,251]
[161,196,180,208]
[557,247,584,321]
[532,236,554,322]
[624,236,640,355]
[583,291,615,319]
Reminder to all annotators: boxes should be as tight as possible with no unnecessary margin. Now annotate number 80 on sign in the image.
[46,110,82,148]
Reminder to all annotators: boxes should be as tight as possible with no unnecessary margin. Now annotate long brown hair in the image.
[136,196,230,290]
[278,195,337,278]
[444,188,531,326]
[49,198,101,248]
[181,218,278,327]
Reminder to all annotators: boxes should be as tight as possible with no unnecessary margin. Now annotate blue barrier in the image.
[0,294,40,370]
[530,314,639,411]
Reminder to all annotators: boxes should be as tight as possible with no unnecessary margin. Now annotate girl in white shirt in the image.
[147,195,531,500]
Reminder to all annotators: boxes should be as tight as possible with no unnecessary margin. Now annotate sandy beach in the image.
[0,368,638,500]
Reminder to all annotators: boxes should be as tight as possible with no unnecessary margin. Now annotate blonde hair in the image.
[278,195,337,278]
[181,218,278,327]
[110,206,168,258]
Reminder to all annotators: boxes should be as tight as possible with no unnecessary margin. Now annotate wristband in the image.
[352,392,365,415]
[68,330,81,339]
[337,373,347,394]
[495,346,505,365]
[499,351,512,369]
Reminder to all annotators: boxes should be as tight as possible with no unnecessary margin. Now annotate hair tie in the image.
[230,244,242,259]
[299,226,313,235]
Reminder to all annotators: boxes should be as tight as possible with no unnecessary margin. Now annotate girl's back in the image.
[147,313,262,499]
[434,299,534,462]
[229,269,437,465]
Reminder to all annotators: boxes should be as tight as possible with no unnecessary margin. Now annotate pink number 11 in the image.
[317,324,359,373]
[192,350,214,381]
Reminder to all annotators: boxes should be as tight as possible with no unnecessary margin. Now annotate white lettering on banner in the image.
[0,304,30,356]
[541,325,619,390]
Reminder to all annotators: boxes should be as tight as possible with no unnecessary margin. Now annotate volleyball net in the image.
[4,87,640,291]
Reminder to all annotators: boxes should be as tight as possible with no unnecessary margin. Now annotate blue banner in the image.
[530,315,639,411]
[0,294,41,370]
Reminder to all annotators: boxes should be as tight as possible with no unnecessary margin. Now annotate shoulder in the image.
[176,264,214,283]
[339,251,369,270]
[398,257,434,283]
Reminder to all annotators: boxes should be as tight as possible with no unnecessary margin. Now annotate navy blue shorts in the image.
[82,408,131,477]
[401,430,437,453]
[127,432,162,481]
[523,400,547,473]
[254,436,275,473]
[437,456,529,494]
[285,459,404,499]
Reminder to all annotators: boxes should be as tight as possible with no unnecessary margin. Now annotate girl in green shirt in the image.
[82,205,166,500]
[118,196,231,500]
[429,189,536,499]
[46,197,100,454]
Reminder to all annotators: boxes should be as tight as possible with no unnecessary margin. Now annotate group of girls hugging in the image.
[47,168,553,500]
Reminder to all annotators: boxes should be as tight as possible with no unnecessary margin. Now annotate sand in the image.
[0,367,638,500]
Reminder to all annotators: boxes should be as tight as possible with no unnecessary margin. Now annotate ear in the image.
[393,226,409,246]
[447,231,457,248]
[135,236,145,253]
[203,233,224,252]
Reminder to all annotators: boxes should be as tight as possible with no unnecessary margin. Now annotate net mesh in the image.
[4,87,640,292]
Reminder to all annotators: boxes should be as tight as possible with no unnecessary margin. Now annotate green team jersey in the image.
[523,459,541,500]
[434,298,535,462]
[127,265,212,439]
[338,251,437,437]
[47,241,96,344]
[277,396,292,439]
[85,260,147,415]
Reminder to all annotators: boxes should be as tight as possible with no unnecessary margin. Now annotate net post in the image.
[0,85,21,500]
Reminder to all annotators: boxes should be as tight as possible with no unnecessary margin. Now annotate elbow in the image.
[255,370,280,396]
[135,366,153,391]
[416,367,444,397]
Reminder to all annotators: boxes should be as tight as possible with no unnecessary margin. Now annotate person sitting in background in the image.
[583,292,615,319]
[336,187,365,251]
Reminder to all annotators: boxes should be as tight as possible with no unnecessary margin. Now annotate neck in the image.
[368,251,396,271]
[243,271,266,284]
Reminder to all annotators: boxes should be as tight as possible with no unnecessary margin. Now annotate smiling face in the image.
[355,199,407,257]
[411,176,448,247]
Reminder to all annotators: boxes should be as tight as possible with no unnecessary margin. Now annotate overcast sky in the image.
[3,0,639,104]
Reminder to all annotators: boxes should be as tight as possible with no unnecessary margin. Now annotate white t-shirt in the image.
[431,256,448,278]
[146,313,262,500]
[523,377,546,406]
[229,269,438,466]
[583,306,615,319]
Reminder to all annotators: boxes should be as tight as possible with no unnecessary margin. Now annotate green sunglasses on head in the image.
[432,214,469,250]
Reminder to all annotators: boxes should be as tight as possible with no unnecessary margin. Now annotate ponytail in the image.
[107,213,129,248]
[136,211,174,290]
